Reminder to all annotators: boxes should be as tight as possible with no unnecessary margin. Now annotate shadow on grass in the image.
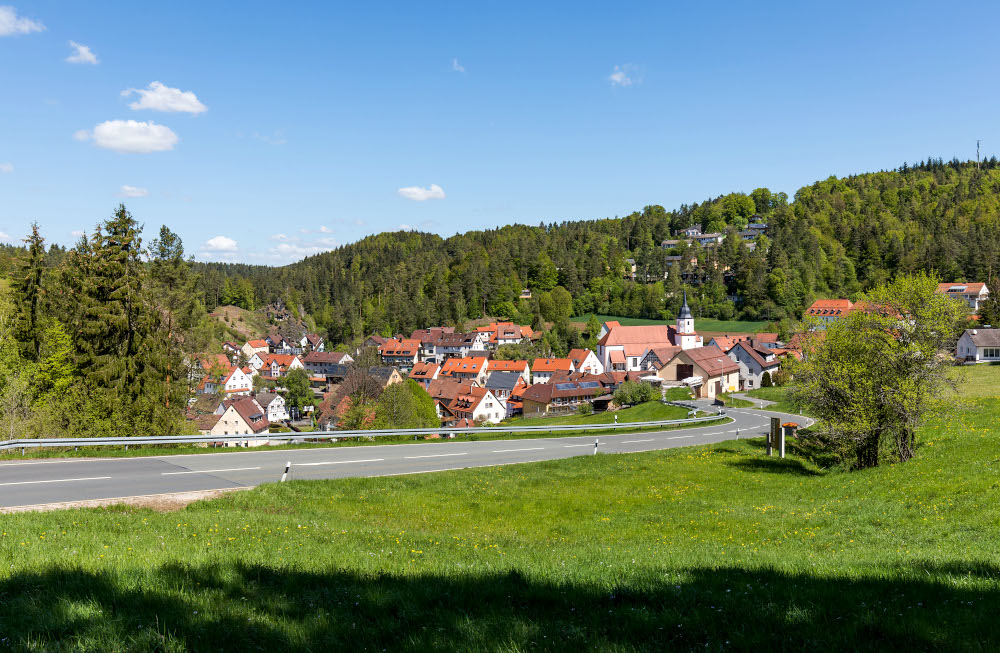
[725,456,823,476]
[0,561,997,651]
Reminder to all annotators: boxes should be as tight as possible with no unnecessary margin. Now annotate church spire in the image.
[679,288,693,320]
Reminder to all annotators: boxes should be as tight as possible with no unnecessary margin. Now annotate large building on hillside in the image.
[596,291,704,372]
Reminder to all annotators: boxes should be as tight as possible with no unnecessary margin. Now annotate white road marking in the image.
[622,439,654,444]
[492,447,545,453]
[294,458,384,467]
[563,444,593,448]
[0,476,111,487]
[161,466,261,475]
[404,453,467,459]
[666,435,697,440]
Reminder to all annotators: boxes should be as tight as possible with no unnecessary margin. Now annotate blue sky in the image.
[1,1,998,264]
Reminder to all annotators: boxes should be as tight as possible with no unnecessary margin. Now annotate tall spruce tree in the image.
[148,225,198,409]
[12,224,46,361]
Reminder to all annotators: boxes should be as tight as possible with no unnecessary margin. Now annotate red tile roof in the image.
[597,324,676,347]
[379,338,421,357]
[487,360,529,373]
[806,299,854,317]
[408,361,440,379]
[441,357,487,376]
[531,358,573,373]
[683,345,740,376]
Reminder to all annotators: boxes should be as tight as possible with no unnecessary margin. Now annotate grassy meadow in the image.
[0,370,998,650]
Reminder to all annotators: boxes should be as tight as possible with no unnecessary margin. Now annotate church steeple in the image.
[679,289,693,321]
[676,288,698,349]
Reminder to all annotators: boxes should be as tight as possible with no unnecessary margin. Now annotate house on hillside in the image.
[222,341,241,357]
[531,358,574,384]
[476,322,534,347]
[679,226,702,237]
[303,351,352,376]
[483,372,527,417]
[411,327,455,360]
[726,340,781,390]
[242,339,269,359]
[936,283,989,311]
[694,233,723,246]
[519,381,609,417]
[568,348,604,375]
[447,387,505,425]
[368,366,403,388]
[221,367,253,396]
[426,378,475,422]
[378,338,421,371]
[299,334,325,352]
[486,359,531,384]
[597,292,702,372]
[408,361,441,388]
[263,354,305,379]
[956,328,1000,363]
[255,392,289,422]
[431,332,489,361]
[805,299,854,326]
[210,397,270,436]
[440,356,488,385]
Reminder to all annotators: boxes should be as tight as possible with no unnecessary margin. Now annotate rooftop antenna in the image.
[978,139,982,170]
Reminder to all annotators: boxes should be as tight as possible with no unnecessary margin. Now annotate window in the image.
[984,348,1000,359]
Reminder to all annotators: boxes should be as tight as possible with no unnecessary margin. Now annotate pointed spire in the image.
[679,288,693,321]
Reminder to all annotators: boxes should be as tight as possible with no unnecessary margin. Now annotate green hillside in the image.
[2,368,998,650]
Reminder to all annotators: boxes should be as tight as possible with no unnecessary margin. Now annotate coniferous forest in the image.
[1,158,999,437]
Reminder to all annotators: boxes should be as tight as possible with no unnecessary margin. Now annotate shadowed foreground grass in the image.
[0,387,998,649]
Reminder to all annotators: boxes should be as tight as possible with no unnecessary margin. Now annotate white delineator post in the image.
[281,461,291,482]
[594,439,598,455]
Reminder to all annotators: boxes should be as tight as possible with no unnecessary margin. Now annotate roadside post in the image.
[281,461,291,482]
[594,439,598,455]
[767,417,780,456]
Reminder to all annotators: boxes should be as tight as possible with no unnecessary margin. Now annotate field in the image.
[0,372,998,649]
[571,313,768,335]
[504,400,689,427]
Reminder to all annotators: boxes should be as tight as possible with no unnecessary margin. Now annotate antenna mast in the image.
[977,139,982,170]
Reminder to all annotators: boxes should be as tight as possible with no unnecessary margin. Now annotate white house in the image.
[937,283,989,311]
[725,340,781,390]
[300,334,325,351]
[221,367,253,396]
[255,392,289,422]
[210,397,269,436]
[956,328,1000,363]
[596,292,702,372]
[247,352,268,371]
[568,349,604,375]
[431,332,490,361]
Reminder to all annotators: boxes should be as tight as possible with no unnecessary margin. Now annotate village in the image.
[186,280,995,438]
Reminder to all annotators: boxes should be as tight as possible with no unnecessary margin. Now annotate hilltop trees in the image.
[792,274,968,468]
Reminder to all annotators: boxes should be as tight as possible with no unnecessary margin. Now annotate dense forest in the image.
[186,158,1000,341]
[2,158,999,437]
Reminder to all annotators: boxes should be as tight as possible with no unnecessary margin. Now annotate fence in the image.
[0,414,727,453]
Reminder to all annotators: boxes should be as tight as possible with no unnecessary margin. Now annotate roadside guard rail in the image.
[0,414,727,452]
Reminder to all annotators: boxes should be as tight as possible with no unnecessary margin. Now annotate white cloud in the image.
[318,225,332,233]
[269,233,290,242]
[608,63,640,87]
[353,219,364,226]
[0,231,10,242]
[452,58,465,73]
[397,183,446,201]
[119,185,148,197]
[0,162,12,173]
[203,235,238,252]
[122,81,207,114]
[70,229,84,238]
[399,224,414,231]
[66,41,98,64]
[77,120,179,153]
[0,6,44,36]
[251,130,286,145]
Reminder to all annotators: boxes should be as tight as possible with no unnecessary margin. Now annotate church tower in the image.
[675,290,698,350]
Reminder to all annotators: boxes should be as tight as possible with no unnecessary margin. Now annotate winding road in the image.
[0,407,810,510]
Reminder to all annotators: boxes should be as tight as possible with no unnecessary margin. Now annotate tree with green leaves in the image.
[792,274,969,468]
[284,368,313,410]
[148,225,198,409]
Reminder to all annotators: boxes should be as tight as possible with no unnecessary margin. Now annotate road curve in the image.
[0,408,811,510]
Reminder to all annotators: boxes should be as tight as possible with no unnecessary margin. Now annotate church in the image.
[596,291,704,372]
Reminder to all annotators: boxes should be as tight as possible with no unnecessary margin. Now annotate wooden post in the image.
[768,417,779,456]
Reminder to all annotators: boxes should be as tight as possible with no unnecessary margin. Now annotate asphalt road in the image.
[0,408,811,510]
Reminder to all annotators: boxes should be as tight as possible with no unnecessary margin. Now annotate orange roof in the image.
[408,361,440,379]
[567,349,594,366]
[609,350,626,364]
[712,335,751,352]
[597,325,675,347]
[806,299,854,316]
[379,338,421,356]
[487,359,529,372]
[531,358,573,373]
[264,354,299,368]
[441,357,487,376]
[199,353,231,370]
[246,339,268,348]
[936,282,987,295]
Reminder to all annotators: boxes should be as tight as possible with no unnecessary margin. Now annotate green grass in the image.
[505,400,688,427]
[571,313,767,333]
[1,376,999,650]
[663,386,694,401]
[746,386,809,414]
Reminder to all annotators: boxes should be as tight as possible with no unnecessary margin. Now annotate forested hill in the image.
[188,158,1000,342]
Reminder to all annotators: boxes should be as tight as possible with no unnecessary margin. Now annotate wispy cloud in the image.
[66,41,98,64]
[122,81,206,114]
[0,231,11,242]
[252,130,286,145]
[0,6,44,36]
[608,63,641,87]
[452,58,465,73]
[119,185,148,198]
[0,162,12,173]
[76,120,178,153]
[398,183,446,201]
[203,235,238,252]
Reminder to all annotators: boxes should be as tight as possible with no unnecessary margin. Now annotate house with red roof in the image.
[519,380,610,417]
[378,338,422,371]
[408,361,441,389]
[531,358,575,384]
[936,282,989,311]
[725,340,782,390]
[440,356,488,385]
[486,359,530,385]
[596,292,703,372]
[209,397,270,436]
[567,348,603,375]
[262,354,304,379]
[446,386,505,425]
[242,339,270,359]
[805,299,855,325]
[642,345,739,399]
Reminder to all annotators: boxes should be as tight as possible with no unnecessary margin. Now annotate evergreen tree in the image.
[11,224,46,361]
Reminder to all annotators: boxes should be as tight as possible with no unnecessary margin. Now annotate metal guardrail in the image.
[0,414,727,452]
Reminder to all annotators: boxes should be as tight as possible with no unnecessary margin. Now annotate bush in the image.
[761,372,773,388]
[577,403,593,416]
[613,381,659,406]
